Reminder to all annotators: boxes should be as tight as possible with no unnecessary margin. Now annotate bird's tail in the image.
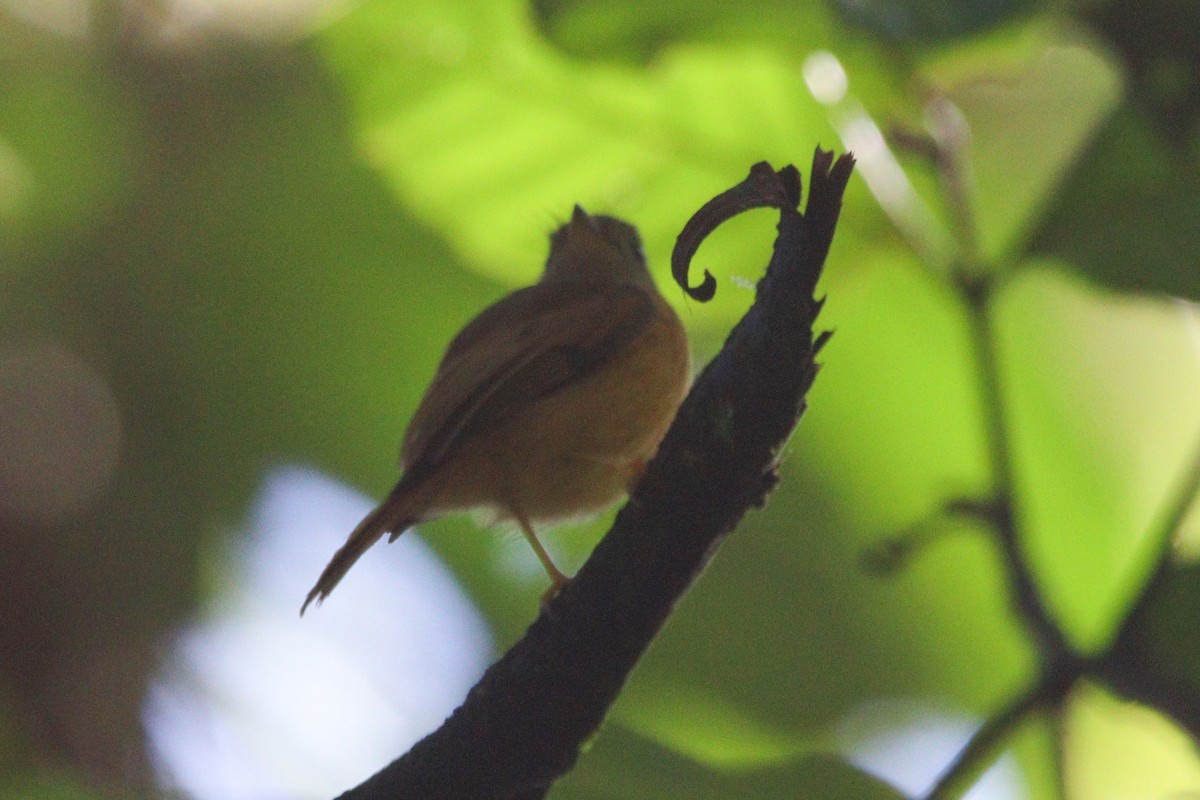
[301,482,420,615]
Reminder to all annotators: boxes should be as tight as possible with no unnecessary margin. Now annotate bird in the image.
[301,205,690,614]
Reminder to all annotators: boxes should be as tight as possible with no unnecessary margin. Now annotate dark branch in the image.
[334,149,855,800]
[959,278,1073,661]
[889,100,1072,662]
[921,675,1066,800]
[860,497,1001,575]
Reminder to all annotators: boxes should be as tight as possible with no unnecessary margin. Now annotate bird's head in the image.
[542,205,654,289]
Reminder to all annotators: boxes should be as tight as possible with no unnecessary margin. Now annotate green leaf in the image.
[938,41,1122,263]
[316,0,893,324]
[613,677,814,769]
[997,264,1200,650]
[1063,682,1200,796]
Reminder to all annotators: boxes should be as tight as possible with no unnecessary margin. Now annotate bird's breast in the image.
[507,294,688,518]
[443,293,689,522]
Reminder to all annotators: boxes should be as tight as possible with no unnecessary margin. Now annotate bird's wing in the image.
[401,281,659,475]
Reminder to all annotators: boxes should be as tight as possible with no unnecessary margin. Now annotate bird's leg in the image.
[510,505,571,604]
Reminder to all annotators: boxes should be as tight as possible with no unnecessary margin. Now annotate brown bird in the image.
[302,206,690,614]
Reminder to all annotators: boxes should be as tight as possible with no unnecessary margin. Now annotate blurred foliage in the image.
[1107,561,1200,734]
[2,0,1200,798]
[829,0,1036,43]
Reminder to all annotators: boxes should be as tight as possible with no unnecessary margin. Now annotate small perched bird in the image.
[302,206,690,614]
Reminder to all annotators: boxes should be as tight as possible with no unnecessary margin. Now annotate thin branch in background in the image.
[884,82,1200,800]
[909,90,1073,661]
[959,283,1073,661]
[860,497,998,575]
[924,96,981,269]
[892,93,1074,661]
[882,93,1092,799]
[922,672,1074,800]
[921,690,1038,800]
[859,519,950,575]
[332,151,855,800]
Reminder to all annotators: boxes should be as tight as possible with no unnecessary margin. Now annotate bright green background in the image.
[3,0,1200,797]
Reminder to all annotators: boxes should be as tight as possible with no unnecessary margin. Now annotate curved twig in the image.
[671,162,803,301]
